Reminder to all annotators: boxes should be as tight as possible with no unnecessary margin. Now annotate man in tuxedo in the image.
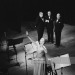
[35,12,45,42]
[45,11,54,43]
[54,13,64,47]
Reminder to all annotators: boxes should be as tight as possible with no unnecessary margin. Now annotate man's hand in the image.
[45,20,49,23]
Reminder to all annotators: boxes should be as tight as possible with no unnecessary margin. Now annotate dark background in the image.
[0,0,75,32]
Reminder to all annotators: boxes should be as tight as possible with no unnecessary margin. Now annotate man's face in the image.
[48,11,51,17]
[57,14,60,19]
[39,12,43,18]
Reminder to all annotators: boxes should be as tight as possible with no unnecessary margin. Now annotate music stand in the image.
[60,54,71,75]
[51,54,71,75]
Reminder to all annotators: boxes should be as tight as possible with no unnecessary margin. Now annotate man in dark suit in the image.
[35,12,45,42]
[45,11,54,43]
[54,13,64,47]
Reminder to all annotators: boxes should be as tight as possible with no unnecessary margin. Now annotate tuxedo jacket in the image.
[45,15,54,30]
[54,18,64,32]
[45,15,53,23]
[36,16,45,29]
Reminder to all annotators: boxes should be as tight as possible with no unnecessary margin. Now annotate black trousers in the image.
[55,31,61,46]
[37,27,44,41]
[46,24,53,42]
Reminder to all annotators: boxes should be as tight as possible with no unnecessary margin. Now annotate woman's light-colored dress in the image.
[32,41,47,75]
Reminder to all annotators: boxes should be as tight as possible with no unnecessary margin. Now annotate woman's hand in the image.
[26,31,29,36]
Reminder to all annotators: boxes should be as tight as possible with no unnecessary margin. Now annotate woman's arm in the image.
[43,46,47,53]
[26,31,37,45]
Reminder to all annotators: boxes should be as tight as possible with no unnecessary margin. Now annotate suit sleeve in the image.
[35,16,39,28]
[61,19,64,30]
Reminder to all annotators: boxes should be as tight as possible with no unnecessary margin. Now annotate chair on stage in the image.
[24,42,37,58]
[24,42,38,75]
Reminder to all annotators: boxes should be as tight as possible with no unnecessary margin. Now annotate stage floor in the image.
[0,24,75,75]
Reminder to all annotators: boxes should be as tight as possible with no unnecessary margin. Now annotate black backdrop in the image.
[0,0,75,32]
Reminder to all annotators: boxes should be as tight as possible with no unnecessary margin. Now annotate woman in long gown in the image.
[33,38,47,75]
[26,31,55,75]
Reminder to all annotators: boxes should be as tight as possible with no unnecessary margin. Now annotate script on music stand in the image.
[51,54,71,70]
